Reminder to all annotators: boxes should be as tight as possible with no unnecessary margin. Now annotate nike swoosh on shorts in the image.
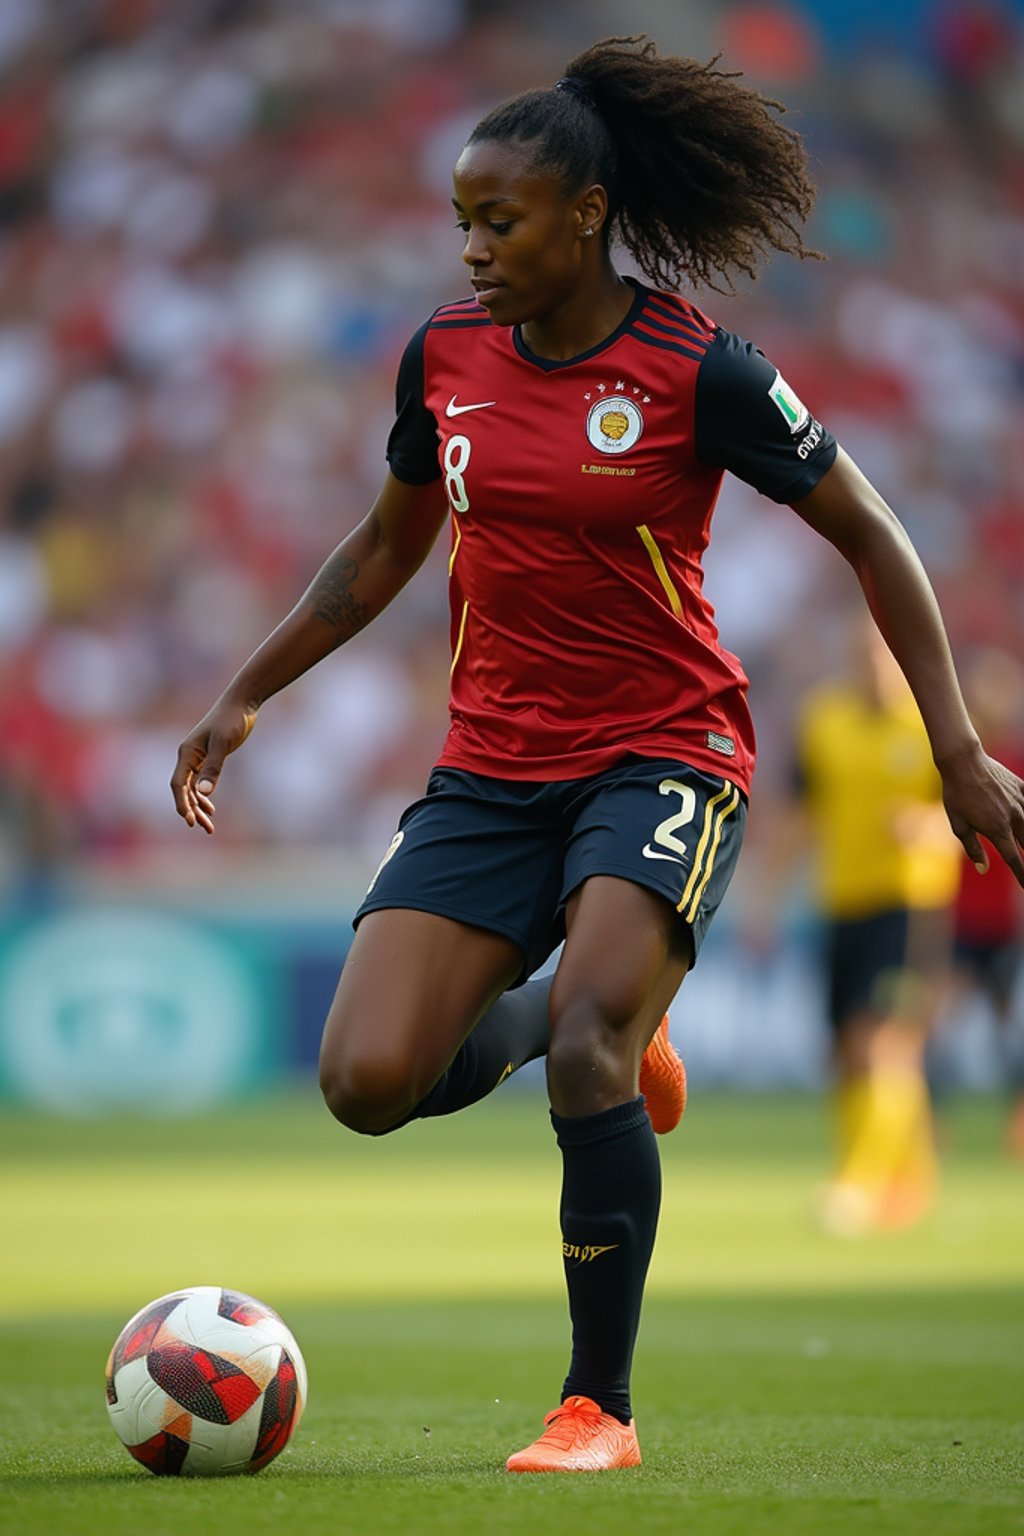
[641,845,686,864]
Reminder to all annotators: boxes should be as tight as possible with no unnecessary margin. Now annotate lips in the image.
[471,278,505,304]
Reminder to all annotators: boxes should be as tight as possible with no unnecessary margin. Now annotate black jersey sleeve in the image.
[385,320,442,485]
[694,328,837,503]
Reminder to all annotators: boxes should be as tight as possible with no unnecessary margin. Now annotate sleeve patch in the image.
[694,329,838,503]
[767,371,810,435]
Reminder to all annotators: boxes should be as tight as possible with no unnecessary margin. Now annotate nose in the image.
[461,225,492,268]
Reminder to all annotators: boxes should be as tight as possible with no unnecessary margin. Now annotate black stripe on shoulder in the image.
[434,297,486,318]
[644,296,714,343]
[429,317,493,330]
[647,288,711,320]
[648,291,715,327]
[630,323,708,362]
[638,309,711,344]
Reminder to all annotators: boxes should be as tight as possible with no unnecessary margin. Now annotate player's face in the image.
[452,140,592,324]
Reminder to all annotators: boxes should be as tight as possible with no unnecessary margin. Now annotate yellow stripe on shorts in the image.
[678,782,740,920]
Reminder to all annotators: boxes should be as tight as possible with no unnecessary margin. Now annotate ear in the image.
[575,184,609,240]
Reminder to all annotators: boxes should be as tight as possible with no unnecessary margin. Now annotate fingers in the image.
[171,742,202,826]
[998,843,1024,888]
[190,743,231,830]
[991,823,1024,888]
[196,755,224,797]
[996,783,1024,887]
[945,757,1024,885]
[958,829,989,875]
[170,738,221,835]
[953,806,1024,888]
[170,706,258,835]
[189,786,217,836]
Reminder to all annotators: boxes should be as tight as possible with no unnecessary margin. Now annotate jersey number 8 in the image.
[444,434,471,514]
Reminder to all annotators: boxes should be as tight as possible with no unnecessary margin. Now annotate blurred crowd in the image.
[1,0,1023,892]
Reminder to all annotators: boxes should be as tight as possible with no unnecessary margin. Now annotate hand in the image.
[939,746,1024,886]
[170,700,258,834]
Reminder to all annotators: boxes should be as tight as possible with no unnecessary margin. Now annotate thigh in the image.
[553,875,693,1049]
[321,907,523,1095]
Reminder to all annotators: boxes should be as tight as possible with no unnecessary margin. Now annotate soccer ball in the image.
[105,1285,307,1476]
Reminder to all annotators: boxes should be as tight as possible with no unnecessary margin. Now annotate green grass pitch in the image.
[1,1089,1022,1536]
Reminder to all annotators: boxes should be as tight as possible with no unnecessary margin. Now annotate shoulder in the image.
[425,297,494,334]
[692,322,838,501]
[622,282,718,369]
[397,299,494,364]
[400,299,498,381]
[696,326,781,398]
[693,325,822,447]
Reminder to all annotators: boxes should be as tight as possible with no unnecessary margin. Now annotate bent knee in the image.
[319,1055,419,1136]
[547,1018,610,1080]
[547,1025,611,1089]
[546,999,643,1106]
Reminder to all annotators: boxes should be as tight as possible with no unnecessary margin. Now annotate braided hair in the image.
[466,35,820,293]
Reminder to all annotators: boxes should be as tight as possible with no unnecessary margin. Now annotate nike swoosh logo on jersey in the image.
[446,395,496,417]
[641,844,686,864]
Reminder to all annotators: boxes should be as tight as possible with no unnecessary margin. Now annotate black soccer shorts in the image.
[353,757,746,983]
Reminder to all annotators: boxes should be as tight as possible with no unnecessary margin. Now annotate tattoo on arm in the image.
[310,555,372,637]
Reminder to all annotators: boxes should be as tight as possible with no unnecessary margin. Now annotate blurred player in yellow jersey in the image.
[794,616,961,1235]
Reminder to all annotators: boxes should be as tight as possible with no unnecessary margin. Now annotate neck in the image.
[519,269,635,361]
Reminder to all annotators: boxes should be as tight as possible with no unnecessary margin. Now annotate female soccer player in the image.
[171,38,1024,1472]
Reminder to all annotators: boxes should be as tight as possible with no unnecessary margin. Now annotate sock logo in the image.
[562,1242,620,1266]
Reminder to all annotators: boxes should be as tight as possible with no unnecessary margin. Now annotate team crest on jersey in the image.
[586,394,645,455]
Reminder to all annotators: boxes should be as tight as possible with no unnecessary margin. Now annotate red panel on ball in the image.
[217,1289,270,1326]
[112,1296,184,1373]
[211,1371,262,1422]
[128,1429,190,1476]
[249,1355,300,1471]
[147,1345,258,1424]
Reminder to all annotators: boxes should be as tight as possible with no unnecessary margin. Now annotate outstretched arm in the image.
[791,448,1024,884]
[171,471,448,833]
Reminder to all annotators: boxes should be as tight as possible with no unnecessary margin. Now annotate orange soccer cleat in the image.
[505,1395,642,1473]
[639,1014,687,1134]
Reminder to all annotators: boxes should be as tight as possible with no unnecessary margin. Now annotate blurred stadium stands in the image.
[0,0,1022,1108]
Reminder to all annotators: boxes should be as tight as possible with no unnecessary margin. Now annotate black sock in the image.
[405,976,552,1122]
[551,1096,660,1425]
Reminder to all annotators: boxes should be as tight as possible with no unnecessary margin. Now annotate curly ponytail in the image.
[467,35,820,293]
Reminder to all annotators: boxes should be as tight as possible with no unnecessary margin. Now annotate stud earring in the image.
[583,227,594,237]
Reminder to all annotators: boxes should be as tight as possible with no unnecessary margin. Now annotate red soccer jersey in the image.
[387,279,836,794]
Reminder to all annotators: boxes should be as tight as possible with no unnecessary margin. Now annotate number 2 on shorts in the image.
[652,779,697,858]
